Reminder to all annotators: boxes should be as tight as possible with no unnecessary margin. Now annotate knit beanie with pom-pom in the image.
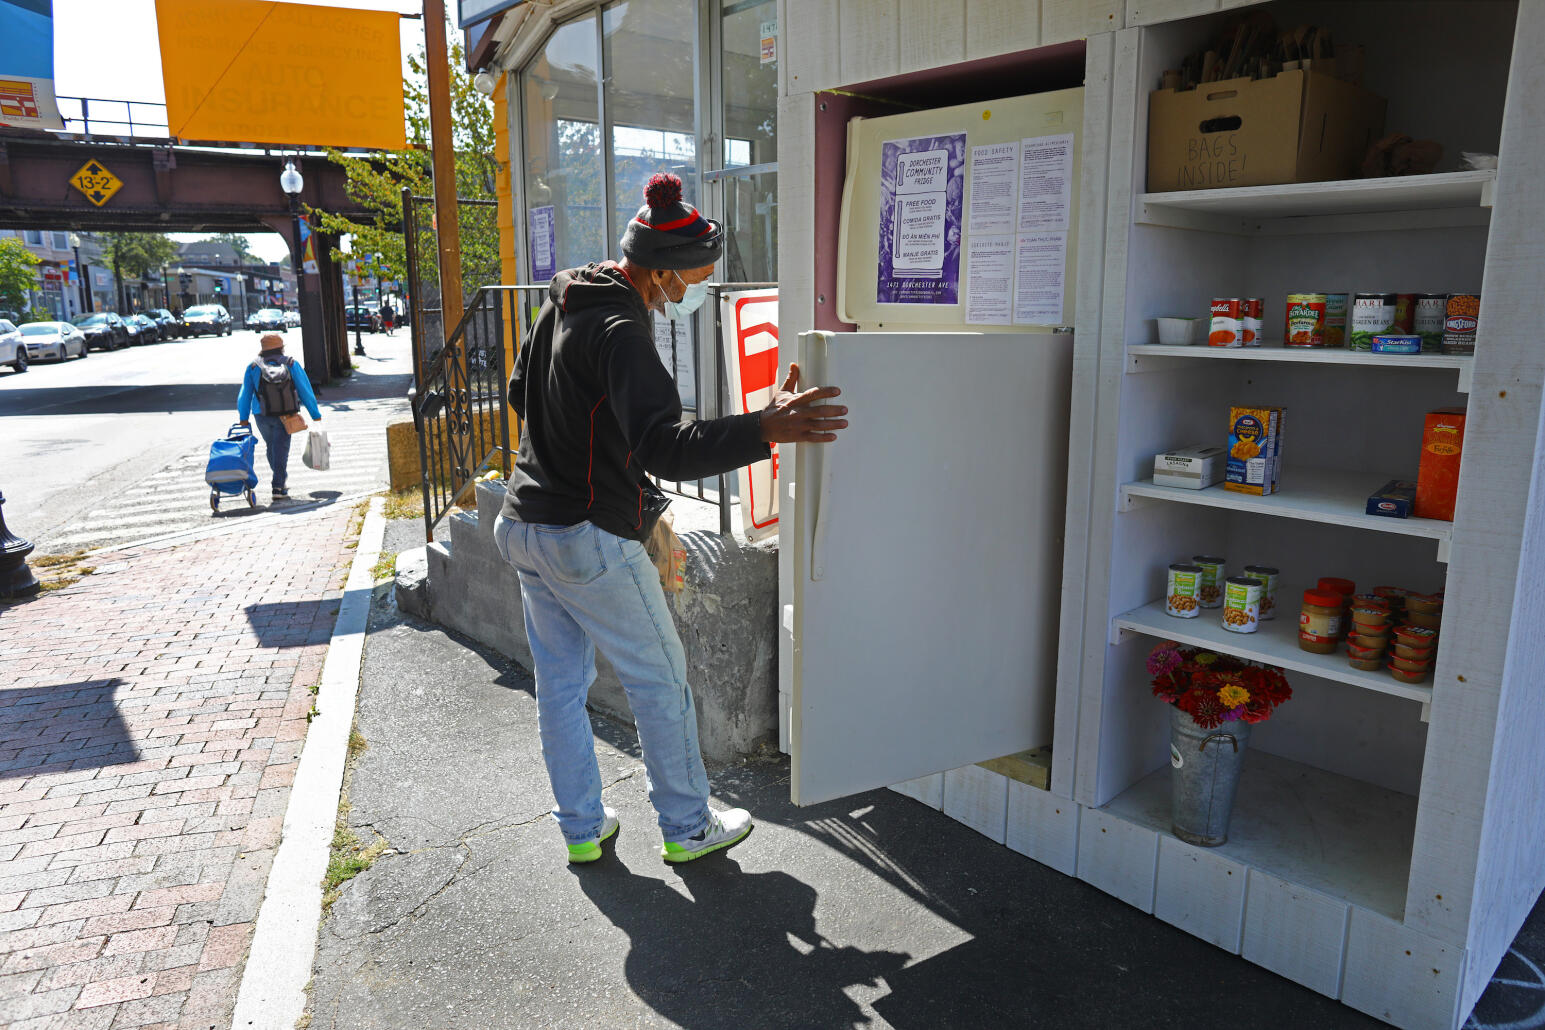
[618,173,723,270]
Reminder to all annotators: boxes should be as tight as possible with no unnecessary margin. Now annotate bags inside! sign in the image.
[156,0,405,149]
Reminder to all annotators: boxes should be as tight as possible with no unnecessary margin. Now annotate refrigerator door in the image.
[789,329,1072,806]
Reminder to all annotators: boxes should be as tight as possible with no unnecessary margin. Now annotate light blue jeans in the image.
[492,515,712,845]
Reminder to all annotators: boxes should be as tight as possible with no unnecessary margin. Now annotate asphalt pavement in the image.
[1,326,413,552]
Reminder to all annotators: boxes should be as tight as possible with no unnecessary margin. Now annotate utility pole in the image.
[423,0,464,332]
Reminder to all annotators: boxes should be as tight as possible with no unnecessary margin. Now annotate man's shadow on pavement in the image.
[575,855,909,1030]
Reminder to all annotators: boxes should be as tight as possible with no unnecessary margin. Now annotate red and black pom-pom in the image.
[644,173,683,210]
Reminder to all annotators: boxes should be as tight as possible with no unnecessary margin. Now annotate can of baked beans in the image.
[1242,564,1279,621]
[1192,555,1227,608]
[1166,563,1203,619]
[1222,576,1263,634]
[1209,299,1244,347]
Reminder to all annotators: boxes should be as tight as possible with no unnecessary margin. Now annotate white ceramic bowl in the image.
[1156,317,1198,346]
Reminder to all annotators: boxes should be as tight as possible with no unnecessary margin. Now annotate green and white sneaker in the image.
[661,808,753,864]
[566,808,619,864]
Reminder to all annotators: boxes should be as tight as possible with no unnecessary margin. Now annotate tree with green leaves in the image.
[101,232,178,312]
[311,36,501,307]
[0,236,41,316]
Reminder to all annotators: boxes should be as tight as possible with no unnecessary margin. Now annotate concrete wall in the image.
[399,481,779,764]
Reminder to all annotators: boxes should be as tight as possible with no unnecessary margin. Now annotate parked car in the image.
[0,318,24,372]
[283,309,300,328]
[18,321,88,361]
[249,308,288,332]
[345,305,381,332]
[128,314,162,343]
[152,308,183,338]
[120,316,144,345]
[182,304,232,337]
[71,311,130,350]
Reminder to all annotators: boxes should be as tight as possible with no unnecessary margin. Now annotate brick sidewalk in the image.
[0,505,358,1030]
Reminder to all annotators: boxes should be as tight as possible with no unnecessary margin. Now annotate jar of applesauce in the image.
[1299,590,1343,654]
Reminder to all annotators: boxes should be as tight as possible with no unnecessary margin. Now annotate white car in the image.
[0,318,24,373]
[283,309,301,328]
[19,321,89,362]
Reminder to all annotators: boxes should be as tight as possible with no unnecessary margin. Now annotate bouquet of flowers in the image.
[1147,641,1292,729]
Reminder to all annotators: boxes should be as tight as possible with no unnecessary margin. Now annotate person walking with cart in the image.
[237,333,321,503]
[494,173,848,866]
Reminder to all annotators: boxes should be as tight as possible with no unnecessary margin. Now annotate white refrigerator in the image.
[784,89,1085,806]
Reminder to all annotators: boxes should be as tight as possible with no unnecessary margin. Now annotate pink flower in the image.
[1146,644,1182,677]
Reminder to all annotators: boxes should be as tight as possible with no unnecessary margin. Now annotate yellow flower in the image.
[1218,684,1251,708]
[1195,653,1218,665]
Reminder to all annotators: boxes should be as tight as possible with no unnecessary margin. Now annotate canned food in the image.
[1242,298,1263,347]
[1192,555,1226,608]
[1372,333,1422,354]
[1222,576,1263,634]
[1166,563,1203,619]
[1444,294,1480,355]
[1284,293,1327,347]
[1323,293,1349,348]
[1242,564,1279,621]
[1350,293,1397,351]
[1414,295,1446,353]
[1393,293,1417,333]
[1209,298,1243,347]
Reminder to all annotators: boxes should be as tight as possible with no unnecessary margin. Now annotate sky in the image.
[51,0,427,263]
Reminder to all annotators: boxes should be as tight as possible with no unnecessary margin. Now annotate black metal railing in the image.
[413,281,778,541]
[412,286,514,540]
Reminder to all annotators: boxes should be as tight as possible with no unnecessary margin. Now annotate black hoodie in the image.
[501,263,769,542]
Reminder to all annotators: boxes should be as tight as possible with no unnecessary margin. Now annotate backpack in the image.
[252,357,300,415]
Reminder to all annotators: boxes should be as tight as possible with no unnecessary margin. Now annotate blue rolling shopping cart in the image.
[206,423,259,511]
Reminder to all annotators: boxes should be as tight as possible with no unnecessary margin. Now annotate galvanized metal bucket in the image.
[1169,706,1251,847]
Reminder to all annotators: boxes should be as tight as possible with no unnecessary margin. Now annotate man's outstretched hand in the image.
[760,363,848,444]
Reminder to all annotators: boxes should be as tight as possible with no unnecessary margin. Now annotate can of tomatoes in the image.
[1284,293,1327,347]
[1209,298,1243,347]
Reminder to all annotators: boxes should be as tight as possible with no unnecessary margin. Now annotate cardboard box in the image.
[1415,408,1466,521]
[1366,479,1416,519]
[1153,444,1225,490]
[1225,405,1283,496]
[1147,70,1387,192]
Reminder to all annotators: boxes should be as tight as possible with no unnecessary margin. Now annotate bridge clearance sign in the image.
[69,160,122,207]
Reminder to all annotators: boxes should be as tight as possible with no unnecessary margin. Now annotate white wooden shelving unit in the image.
[1062,4,1545,1029]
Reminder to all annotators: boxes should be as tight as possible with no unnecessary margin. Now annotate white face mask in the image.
[662,270,709,321]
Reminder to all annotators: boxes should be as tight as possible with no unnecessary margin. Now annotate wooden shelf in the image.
[1099,749,1417,920]
[1120,468,1454,550]
[1112,593,1435,704]
[1143,168,1489,223]
[1125,342,1474,392]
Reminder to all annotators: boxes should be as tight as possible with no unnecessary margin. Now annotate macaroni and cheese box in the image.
[1415,408,1466,521]
[1153,444,1225,490]
[1225,405,1284,495]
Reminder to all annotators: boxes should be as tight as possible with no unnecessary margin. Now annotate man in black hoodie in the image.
[495,173,846,866]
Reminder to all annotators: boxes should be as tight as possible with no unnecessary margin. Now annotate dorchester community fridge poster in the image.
[877,132,966,305]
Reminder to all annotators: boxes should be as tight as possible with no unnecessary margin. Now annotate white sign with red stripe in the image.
[720,289,779,542]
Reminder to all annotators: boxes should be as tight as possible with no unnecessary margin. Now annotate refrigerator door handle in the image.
[810,349,836,582]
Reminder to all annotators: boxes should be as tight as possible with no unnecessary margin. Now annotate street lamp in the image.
[69,233,90,315]
[279,159,318,372]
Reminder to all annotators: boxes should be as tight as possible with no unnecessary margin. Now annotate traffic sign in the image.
[69,160,122,206]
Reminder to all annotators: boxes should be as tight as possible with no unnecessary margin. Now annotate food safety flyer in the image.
[968,142,1019,236]
[965,235,1015,325]
[876,132,966,305]
[529,205,556,282]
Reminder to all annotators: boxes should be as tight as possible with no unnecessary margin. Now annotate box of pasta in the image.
[1225,405,1283,495]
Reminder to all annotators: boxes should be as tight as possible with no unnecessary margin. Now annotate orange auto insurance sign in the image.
[156,0,405,150]
[719,290,780,542]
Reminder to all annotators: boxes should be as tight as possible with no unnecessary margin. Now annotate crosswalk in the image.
[38,395,409,551]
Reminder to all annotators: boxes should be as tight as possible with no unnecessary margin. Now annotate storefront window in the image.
[522,14,606,274]
[721,0,776,169]
[603,0,700,249]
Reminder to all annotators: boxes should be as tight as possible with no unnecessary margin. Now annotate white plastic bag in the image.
[302,428,331,471]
